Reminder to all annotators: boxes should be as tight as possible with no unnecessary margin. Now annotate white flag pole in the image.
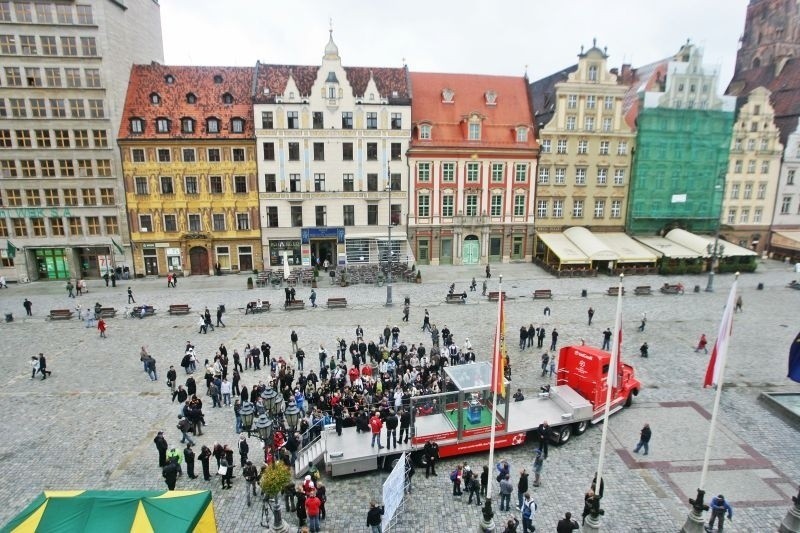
[486,274,502,501]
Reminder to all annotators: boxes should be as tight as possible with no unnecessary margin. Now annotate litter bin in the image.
[5,312,13,322]
[581,289,588,297]
[757,283,764,290]
[694,285,701,293]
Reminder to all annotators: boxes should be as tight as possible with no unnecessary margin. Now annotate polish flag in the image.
[703,278,738,388]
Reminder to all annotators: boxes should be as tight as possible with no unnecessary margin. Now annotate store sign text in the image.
[0,207,73,218]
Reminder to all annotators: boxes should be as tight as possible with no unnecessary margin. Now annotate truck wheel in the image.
[573,421,588,435]
[557,425,572,445]
[625,393,634,407]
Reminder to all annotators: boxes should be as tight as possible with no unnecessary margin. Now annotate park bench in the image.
[168,304,191,315]
[634,286,652,296]
[285,299,305,311]
[48,309,74,320]
[243,301,271,314]
[326,297,348,309]
[487,291,507,302]
[97,307,117,318]
[131,306,156,318]
[533,289,552,299]
[606,287,626,296]
[445,294,467,304]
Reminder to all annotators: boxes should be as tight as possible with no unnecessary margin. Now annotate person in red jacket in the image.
[369,411,384,449]
[695,334,709,354]
[305,489,322,533]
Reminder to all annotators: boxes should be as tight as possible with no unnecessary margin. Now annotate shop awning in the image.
[665,228,757,257]
[536,233,590,264]
[771,230,800,252]
[563,227,618,261]
[594,233,658,263]
[633,236,701,259]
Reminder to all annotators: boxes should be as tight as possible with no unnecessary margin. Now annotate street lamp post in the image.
[705,175,726,292]
[386,163,393,306]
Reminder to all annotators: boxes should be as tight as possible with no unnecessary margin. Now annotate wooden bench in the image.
[487,291,507,301]
[634,286,652,296]
[326,297,348,309]
[533,289,552,299]
[445,294,467,304]
[606,287,626,296]
[97,307,117,318]
[284,299,305,311]
[131,306,156,318]
[48,309,74,320]
[168,304,192,315]
[244,301,270,314]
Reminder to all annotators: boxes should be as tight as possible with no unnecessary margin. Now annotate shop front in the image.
[268,239,302,267]
[34,248,70,280]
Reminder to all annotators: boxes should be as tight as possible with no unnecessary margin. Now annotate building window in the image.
[182,148,196,162]
[342,112,353,129]
[747,160,756,173]
[15,130,31,147]
[418,194,430,217]
[604,96,614,110]
[553,199,563,218]
[262,206,277,228]
[757,182,767,199]
[391,113,402,129]
[314,173,326,192]
[231,118,244,133]
[208,148,221,162]
[341,142,354,161]
[139,215,153,232]
[733,160,743,173]
[442,162,455,182]
[611,199,621,218]
[787,169,796,185]
[258,173,274,193]
[514,164,527,182]
[25,66,42,86]
[49,217,64,236]
[25,189,40,206]
[419,124,432,140]
[417,162,431,182]
[157,148,171,162]
[188,214,201,232]
[391,142,402,161]
[588,65,598,81]
[43,189,58,206]
[566,116,576,130]
[572,199,584,217]
[442,194,454,217]
[232,148,245,161]
[602,117,612,132]
[366,112,378,129]
[367,204,378,225]
[312,111,324,129]
[291,206,303,227]
[567,95,577,109]
[163,214,177,232]
[262,111,273,129]
[314,206,327,227]
[134,177,149,195]
[537,200,548,218]
[100,188,115,205]
[210,214,225,232]
[289,174,301,192]
[78,188,94,205]
[585,95,596,109]
[10,218,27,237]
[557,139,567,154]
[491,163,504,182]
[760,138,769,151]
[235,213,250,231]
[39,160,54,177]
[613,169,625,185]
[5,67,21,86]
[727,208,736,223]
[181,176,197,195]
[44,67,61,87]
[599,140,610,155]
[761,160,770,174]
[85,68,100,87]
[490,194,503,216]
[342,205,355,226]
[465,194,478,216]
[209,176,223,194]
[207,118,220,133]
[341,173,354,192]
[468,122,481,140]
[313,142,325,161]
[61,36,77,56]
[234,176,247,193]
[66,217,83,236]
[575,167,587,185]
[222,93,233,104]
[59,159,74,177]
[730,183,740,199]
[130,118,144,134]
[747,139,756,151]
[104,216,118,234]
[285,142,300,161]
[617,141,628,155]
[466,162,480,182]
[80,36,97,56]
[156,118,170,133]
[49,99,65,118]
[577,140,588,154]
[367,174,378,192]
[182,118,195,134]
[160,176,174,195]
[584,117,595,131]
[780,196,791,214]
[366,142,378,161]
[594,199,605,218]
[41,35,57,55]
[261,142,275,161]
[555,167,566,185]
[538,167,550,184]
[516,127,528,142]
[739,209,750,223]
[19,160,35,178]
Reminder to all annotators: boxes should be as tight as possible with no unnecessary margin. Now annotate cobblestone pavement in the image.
[0,260,798,532]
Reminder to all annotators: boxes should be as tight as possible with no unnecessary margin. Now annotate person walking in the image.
[735,295,743,313]
[638,312,647,332]
[309,289,317,308]
[602,328,612,350]
[177,415,195,446]
[402,303,409,322]
[482,280,487,296]
[633,423,652,455]
[238,435,249,467]
[521,492,537,533]
[97,318,107,338]
[587,307,594,325]
[23,298,33,316]
[243,460,259,507]
[486,264,491,279]
[470,277,477,291]
[421,309,431,332]
[516,469,529,510]
[498,474,513,511]
[30,356,39,379]
[366,501,384,533]
[532,449,544,486]
[550,328,559,351]
[706,494,733,531]
[38,353,52,379]
[557,512,580,532]
[216,305,226,327]
[66,281,75,298]
[127,287,135,304]
[290,330,299,353]
[695,334,709,354]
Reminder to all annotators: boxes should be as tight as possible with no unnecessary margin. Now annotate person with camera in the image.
[366,501,384,533]
[556,512,579,532]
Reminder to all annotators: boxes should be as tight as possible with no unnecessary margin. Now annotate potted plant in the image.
[416,270,422,283]
[312,267,319,288]
[246,277,254,289]
[259,461,292,529]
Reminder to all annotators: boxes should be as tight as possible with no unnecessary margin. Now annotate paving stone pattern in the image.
[0,261,798,532]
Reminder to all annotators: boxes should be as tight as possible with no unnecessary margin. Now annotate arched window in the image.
[149,92,160,104]
[206,118,220,134]
[222,92,233,104]
[181,117,195,134]
[213,74,223,84]
[164,74,175,84]
[231,118,244,133]
[186,93,197,104]
[155,117,170,133]
[130,118,144,133]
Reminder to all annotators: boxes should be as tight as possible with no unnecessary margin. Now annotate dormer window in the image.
[181,117,194,134]
[213,74,223,84]
[442,88,455,103]
[485,90,497,106]
[369,93,375,101]
[186,93,197,104]
[149,92,160,104]
[130,118,144,134]
[467,116,481,141]
[419,124,432,140]
[206,118,220,134]
[164,74,175,84]
[155,117,170,133]
[516,127,528,143]
[231,118,244,133]
[588,65,598,81]
[222,92,234,104]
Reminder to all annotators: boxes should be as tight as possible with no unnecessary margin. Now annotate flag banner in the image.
[789,332,800,383]
[111,239,125,255]
[703,279,738,387]
[6,240,17,259]
[491,295,506,397]
[608,278,623,388]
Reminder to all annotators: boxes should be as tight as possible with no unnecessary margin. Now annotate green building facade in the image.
[626,44,736,235]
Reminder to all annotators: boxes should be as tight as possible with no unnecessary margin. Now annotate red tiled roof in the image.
[118,64,255,140]
[620,59,670,129]
[253,63,410,104]
[409,71,536,149]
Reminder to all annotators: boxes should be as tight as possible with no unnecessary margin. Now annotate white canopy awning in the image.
[594,233,658,263]
[633,236,701,259]
[537,233,590,264]
[771,230,800,252]
[665,228,757,257]
[563,227,618,261]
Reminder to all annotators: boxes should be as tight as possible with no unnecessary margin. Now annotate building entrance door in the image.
[417,238,429,265]
[463,235,480,265]
[189,246,209,275]
[511,236,523,260]
[489,237,502,262]
[311,239,336,268]
[440,238,453,265]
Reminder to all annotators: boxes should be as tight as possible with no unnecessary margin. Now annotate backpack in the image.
[450,470,458,482]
